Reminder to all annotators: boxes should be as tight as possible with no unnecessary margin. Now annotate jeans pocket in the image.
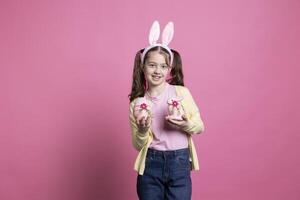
[145,154,155,165]
[175,155,190,169]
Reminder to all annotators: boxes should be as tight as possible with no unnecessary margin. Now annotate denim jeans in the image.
[137,148,192,200]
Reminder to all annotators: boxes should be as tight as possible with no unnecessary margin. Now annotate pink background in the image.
[1,0,300,199]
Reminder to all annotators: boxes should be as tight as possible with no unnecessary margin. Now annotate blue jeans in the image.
[137,148,192,200]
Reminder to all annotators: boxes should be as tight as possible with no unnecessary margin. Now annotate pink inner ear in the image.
[149,21,160,45]
[162,22,174,45]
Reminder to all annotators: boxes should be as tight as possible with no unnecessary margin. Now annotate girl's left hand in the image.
[165,114,191,129]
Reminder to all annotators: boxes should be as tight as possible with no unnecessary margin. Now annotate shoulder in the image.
[129,98,137,110]
[129,96,146,109]
[173,85,192,96]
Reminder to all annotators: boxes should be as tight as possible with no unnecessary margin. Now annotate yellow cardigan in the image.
[129,85,205,175]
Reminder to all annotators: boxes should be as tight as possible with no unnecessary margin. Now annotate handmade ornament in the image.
[167,96,185,120]
[134,97,153,122]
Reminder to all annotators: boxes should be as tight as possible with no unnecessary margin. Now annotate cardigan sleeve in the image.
[129,100,151,151]
[180,87,205,134]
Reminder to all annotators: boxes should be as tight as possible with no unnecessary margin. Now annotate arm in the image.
[129,100,151,151]
[181,87,205,134]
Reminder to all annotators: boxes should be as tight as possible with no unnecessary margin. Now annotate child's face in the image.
[143,51,171,88]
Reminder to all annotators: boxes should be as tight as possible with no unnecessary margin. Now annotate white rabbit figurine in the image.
[134,97,153,122]
[167,96,185,120]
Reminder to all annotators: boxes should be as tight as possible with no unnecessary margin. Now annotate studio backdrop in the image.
[1,0,299,199]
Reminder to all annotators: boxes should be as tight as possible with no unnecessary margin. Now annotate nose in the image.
[153,70,161,75]
[154,66,162,73]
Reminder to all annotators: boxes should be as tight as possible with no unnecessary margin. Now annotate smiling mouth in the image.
[152,75,162,79]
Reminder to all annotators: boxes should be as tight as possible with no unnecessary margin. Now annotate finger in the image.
[165,115,170,121]
[167,118,177,125]
[141,117,146,127]
[145,116,151,126]
[170,118,183,122]
[170,118,186,126]
[139,117,145,127]
[138,117,143,126]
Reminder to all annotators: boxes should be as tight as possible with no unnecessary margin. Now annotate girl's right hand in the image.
[137,116,151,134]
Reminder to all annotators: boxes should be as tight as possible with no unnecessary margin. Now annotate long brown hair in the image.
[128,46,184,102]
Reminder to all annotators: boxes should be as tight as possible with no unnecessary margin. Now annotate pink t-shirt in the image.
[146,82,189,151]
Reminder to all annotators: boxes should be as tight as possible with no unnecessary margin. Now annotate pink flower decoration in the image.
[172,100,179,108]
[140,103,147,110]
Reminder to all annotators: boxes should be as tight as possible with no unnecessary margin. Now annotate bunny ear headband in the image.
[140,20,174,66]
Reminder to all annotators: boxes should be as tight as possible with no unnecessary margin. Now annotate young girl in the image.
[128,20,205,200]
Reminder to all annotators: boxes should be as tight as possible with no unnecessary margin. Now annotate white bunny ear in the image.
[148,20,160,45]
[162,21,174,45]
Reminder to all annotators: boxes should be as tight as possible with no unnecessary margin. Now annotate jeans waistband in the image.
[147,148,189,157]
